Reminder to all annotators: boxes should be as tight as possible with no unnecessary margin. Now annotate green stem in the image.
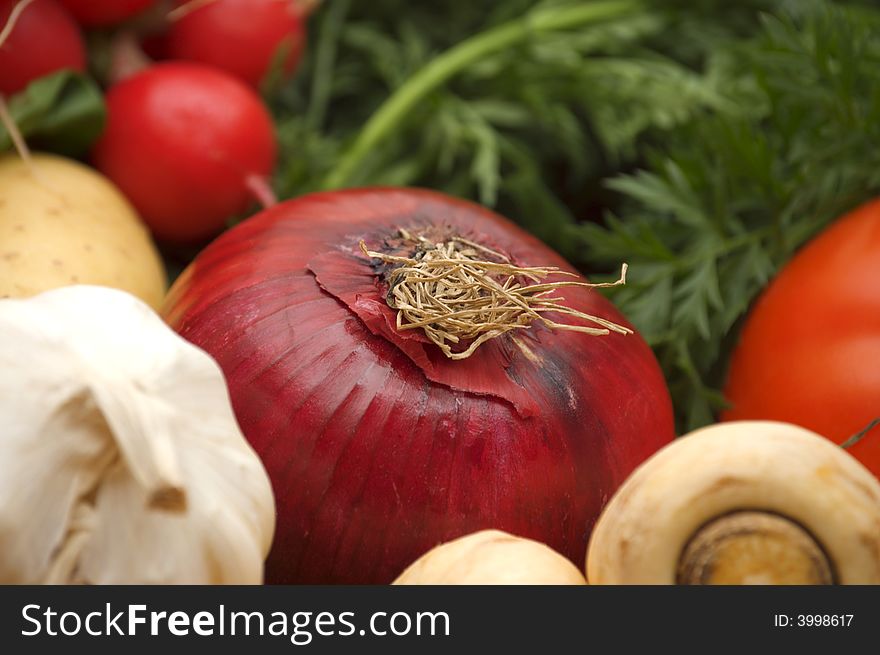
[306,0,351,131]
[322,0,641,190]
[840,418,880,450]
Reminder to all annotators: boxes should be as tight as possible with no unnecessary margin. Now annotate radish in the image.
[0,0,85,96]
[167,0,307,89]
[91,62,277,243]
[57,0,156,27]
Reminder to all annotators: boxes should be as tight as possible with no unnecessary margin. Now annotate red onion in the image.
[163,188,674,584]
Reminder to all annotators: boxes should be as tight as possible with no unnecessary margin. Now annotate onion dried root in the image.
[360,231,631,360]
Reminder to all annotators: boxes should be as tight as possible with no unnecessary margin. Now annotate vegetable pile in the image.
[1,0,880,585]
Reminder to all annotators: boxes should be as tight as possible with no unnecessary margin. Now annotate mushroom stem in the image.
[676,511,834,585]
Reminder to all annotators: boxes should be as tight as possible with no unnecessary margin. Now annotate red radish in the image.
[92,62,277,243]
[57,0,155,27]
[0,0,85,96]
[167,0,307,89]
[163,188,676,584]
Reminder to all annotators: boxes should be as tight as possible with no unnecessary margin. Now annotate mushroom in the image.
[394,530,586,585]
[586,421,880,584]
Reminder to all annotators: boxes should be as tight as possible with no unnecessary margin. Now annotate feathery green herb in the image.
[270,0,880,432]
[586,2,880,430]
[270,0,772,262]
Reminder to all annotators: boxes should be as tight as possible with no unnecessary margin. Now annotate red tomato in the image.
[57,0,155,27]
[723,198,880,478]
[167,0,306,89]
[0,0,85,96]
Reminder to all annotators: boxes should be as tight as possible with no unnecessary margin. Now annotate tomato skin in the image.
[0,0,85,96]
[58,0,155,27]
[167,0,306,89]
[91,62,277,243]
[723,198,880,478]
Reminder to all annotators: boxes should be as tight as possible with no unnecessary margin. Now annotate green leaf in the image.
[672,258,721,341]
[502,161,579,258]
[608,168,708,228]
[0,71,106,157]
[614,270,673,343]
[272,0,757,217]
[590,1,880,431]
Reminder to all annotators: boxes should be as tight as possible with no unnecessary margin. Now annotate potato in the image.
[0,153,166,309]
[393,530,587,585]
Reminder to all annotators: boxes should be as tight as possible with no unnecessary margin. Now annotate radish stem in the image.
[169,0,315,22]
[0,94,58,192]
[0,94,32,168]
[109,31,152,85]
[0,0,35,49]
[168,0,220,22]
[840,417,880,450]
[322,0,640,190]
[294,0,322,18]
[245,174,278,209]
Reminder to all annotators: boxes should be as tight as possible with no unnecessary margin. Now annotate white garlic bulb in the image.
[0,285,276,584]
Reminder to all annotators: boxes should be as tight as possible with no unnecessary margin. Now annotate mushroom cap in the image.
[586,421,880,584]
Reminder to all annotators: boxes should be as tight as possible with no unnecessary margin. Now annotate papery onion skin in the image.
[163,188,675,584]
